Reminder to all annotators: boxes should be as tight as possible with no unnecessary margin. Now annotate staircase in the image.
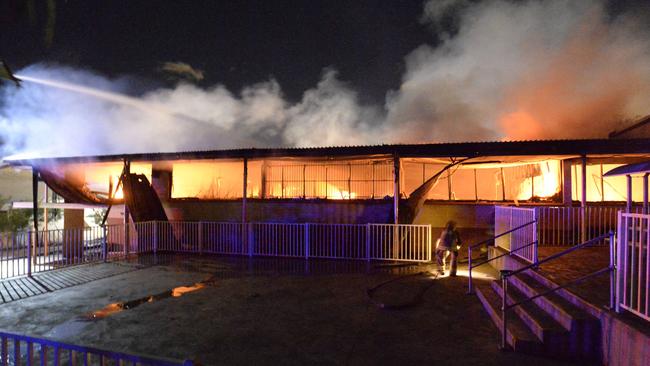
[475,268,602,364]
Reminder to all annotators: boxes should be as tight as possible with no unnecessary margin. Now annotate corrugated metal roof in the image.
[5,137,650,166]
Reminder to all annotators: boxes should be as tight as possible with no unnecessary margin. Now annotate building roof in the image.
[6,137,650,166]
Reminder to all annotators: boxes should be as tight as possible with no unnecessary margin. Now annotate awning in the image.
[603,161,650,177]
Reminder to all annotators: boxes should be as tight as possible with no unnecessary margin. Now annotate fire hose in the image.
[366,271,439,310]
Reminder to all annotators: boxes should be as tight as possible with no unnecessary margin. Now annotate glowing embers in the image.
[84,282,206,320]
[171,160,244,199]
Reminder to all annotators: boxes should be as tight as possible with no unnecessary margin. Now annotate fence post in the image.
[27,231,32,277]
[102,225,107,262]
[198,222,203,255]
[304,223,309,260]
[153,221,158,255]
[533,209,538,265]
[365,224,371,262]
[248,223,253,257]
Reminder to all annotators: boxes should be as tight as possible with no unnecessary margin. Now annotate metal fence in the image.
[495,206,537,264]
[616,212,650,322]
[0,329,191,366]
[534,205,642,246]
[146,221,432,262]
[1,221,431,280]
[0,226,109,280]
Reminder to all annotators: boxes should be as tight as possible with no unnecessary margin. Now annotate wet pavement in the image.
[0,255,575,365]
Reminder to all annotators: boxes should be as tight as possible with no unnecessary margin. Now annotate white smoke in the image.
[1,0,650,159]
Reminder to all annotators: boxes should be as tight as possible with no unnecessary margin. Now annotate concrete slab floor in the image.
[0,255,575,366]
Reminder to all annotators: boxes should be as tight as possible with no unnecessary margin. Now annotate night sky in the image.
[1,0,650,157]
[0,0,438,104]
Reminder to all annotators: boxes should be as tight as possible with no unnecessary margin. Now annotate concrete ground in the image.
[0,255,575,365]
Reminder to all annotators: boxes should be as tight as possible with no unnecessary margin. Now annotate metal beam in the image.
[627,174,633,213]
[393,155,400,224]
[31,169,39,276]
[242,158,248,224]
[643,173,649,215]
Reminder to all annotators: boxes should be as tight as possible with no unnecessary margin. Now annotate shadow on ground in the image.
[0,255,576,365]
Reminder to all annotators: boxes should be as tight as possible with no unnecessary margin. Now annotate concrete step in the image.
[524,269,603,319]
[510,272,598,331]
[509,272,602,363]
[491,280,570,349]
[474,283,544,355]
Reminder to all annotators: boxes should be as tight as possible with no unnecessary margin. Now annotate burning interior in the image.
[7,139,646,241]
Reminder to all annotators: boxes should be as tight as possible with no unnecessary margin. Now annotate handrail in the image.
[498,231,615,350]
[469,221,536,249]
[503,232,611,279]
[504,267,611,310]
[467,220,537,294]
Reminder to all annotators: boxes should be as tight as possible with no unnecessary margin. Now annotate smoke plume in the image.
[1,0,649,159]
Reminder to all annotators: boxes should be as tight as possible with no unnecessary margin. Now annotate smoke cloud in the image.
[1,0,649,159]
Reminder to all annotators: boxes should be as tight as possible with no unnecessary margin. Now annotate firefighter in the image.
[435,220,462,276]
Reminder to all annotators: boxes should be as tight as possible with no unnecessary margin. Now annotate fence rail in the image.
[144,221,431,262]
[495,206,537,264]
[616,212,650,322]
[0,221,431,280]
[534,206,642,246]
[0,226,112,280]
[0,329,191,366]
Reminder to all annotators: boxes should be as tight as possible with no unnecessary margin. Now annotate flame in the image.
[517,161,560,200]
[326,184,357,199]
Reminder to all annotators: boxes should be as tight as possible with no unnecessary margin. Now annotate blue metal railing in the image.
[0,330,194,366]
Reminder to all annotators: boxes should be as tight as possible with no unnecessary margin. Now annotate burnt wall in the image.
[162,199,393,224]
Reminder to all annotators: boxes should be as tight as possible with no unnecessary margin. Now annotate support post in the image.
[43,184,49,258]
[393,156,400,259]
[581,156,587,243]
[562,160,572,206]
[31,168,39,277]
[123,160,131,258]
[643,173,648,214]
[393,155,400,224]
[626,174,632,213]
[242,158,248,224]
[609,230,616,310]
[615,211,622,313]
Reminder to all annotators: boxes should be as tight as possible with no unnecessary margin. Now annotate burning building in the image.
[6,137,650,246]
